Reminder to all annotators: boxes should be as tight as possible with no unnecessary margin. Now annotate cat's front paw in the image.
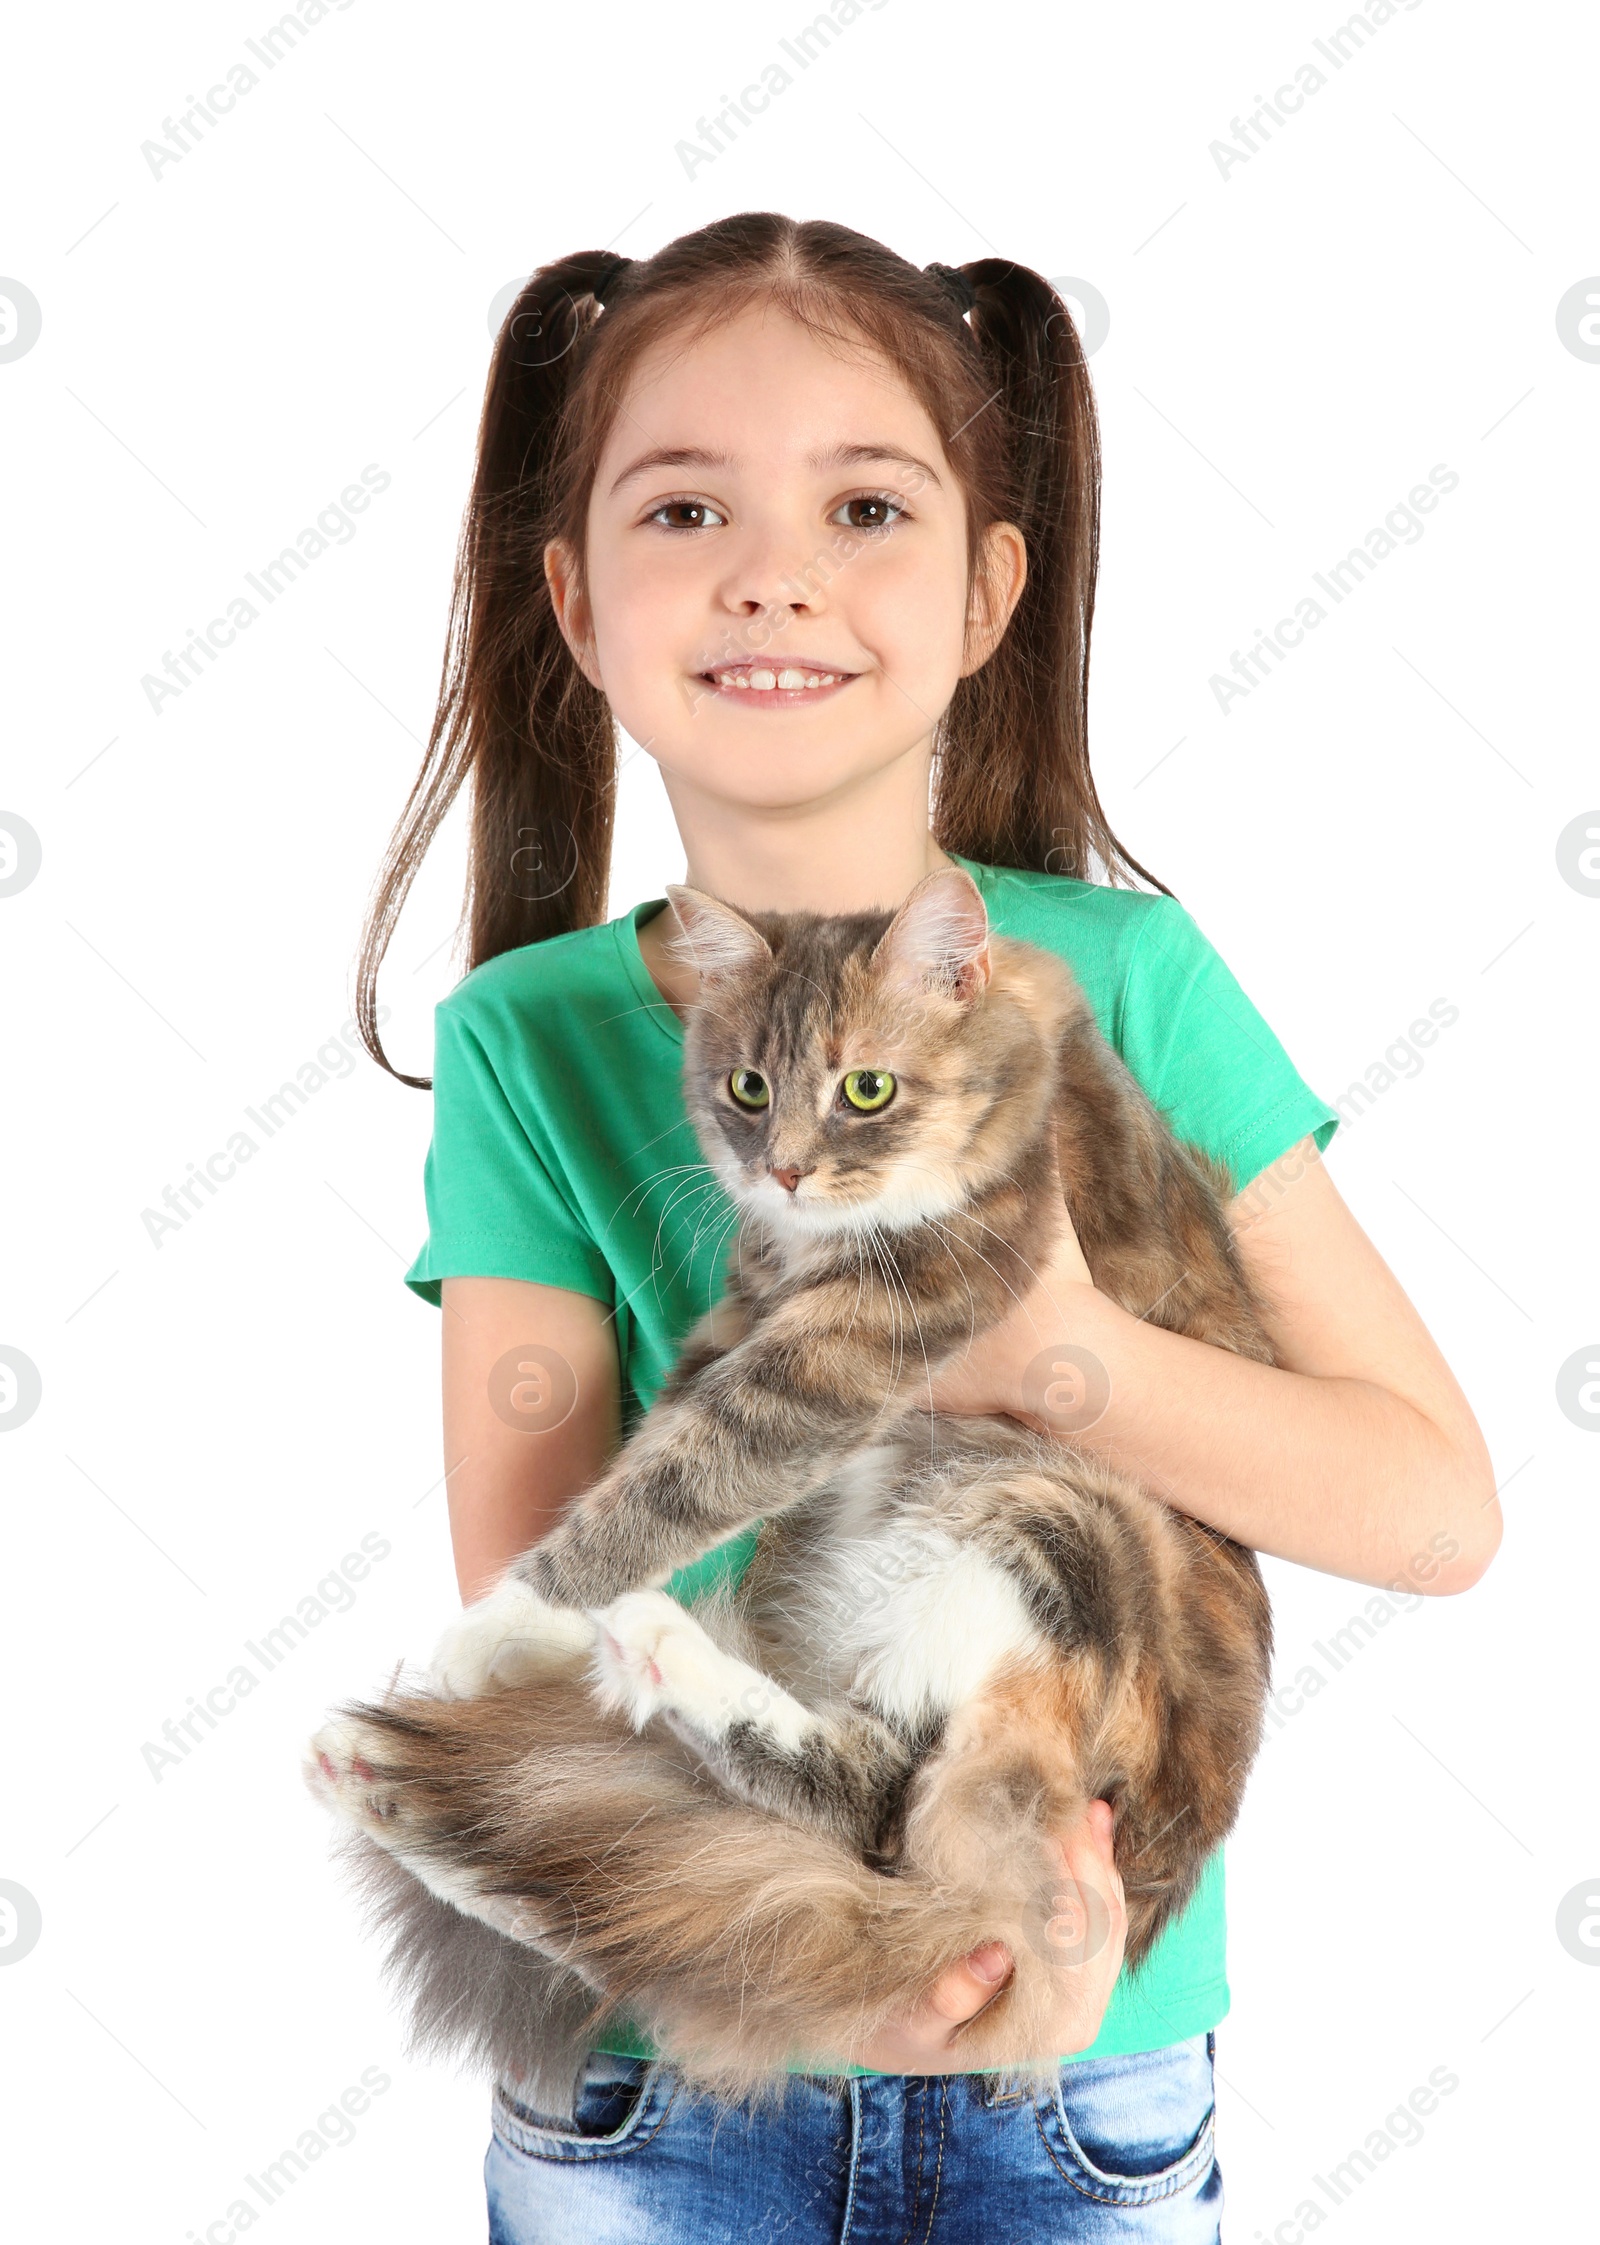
[428,1574,596,1700]
[591,1589,740,1733]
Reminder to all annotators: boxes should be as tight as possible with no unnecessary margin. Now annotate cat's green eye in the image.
[842,1068,896,1112]
[729,1067,770,1110]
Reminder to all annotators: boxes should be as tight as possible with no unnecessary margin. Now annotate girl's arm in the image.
[930,1137,1502,1595]
[440,1277,622,1603]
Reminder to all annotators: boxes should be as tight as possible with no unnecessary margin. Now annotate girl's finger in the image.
[925,1940,1014,2024]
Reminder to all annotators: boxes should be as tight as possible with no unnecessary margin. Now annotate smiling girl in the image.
[356,213,1498,2244]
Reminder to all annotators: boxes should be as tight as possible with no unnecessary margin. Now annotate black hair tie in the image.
[924,260,977,317]
[590,255,633,307]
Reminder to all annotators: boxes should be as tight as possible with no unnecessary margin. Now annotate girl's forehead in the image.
[596,303,948,477]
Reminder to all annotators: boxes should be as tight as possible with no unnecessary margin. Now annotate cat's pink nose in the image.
[769,1164,810,1194]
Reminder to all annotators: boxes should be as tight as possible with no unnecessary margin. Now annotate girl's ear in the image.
[872,867,992,1002]
[961,520,1028,676]
[544,536,603,691]
[664,885,773,983]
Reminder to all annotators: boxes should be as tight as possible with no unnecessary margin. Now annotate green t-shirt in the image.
[404,853,1339,2069]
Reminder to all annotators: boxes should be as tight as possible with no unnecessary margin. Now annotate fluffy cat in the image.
[306,866,1276,2106]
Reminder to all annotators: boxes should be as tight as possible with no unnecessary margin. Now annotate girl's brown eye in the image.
[650,499,726,531]
[837,494,904,532]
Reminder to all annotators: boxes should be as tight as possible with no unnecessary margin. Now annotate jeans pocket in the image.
[1038,2037,1217,2207]
[491,2054,677,2162]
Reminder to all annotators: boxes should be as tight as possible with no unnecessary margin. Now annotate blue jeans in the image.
[485,2032,1222,2242]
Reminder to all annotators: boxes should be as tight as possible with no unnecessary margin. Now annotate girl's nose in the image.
[719,528,829,621]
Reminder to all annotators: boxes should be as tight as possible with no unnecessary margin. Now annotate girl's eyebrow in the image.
[607,440,943,498]
[608,445,736,497]
[811,441,943,488]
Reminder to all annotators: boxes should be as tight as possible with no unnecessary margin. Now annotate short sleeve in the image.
[402,1003,615,1310]
[1117,897,1339,1195]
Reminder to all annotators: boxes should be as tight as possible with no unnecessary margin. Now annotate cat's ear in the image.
[871,867,992,1003]
[664,885,773,983]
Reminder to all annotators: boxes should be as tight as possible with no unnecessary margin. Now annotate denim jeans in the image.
[485,2031,1221,2242]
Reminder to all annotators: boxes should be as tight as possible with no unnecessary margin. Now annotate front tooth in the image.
[749,668,777,690]
[776,668,808,689]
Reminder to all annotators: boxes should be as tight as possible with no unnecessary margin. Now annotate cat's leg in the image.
[427,1573,597,1699]
[304,1712,568,1954]
[518,1302,957,1611]
[592,1590,915,1858]
[304,1584,595,1940]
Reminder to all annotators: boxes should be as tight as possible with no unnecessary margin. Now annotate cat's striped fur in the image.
[307,867,1276,2105]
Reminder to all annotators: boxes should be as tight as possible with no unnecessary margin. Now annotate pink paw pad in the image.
[602,1630,662,1686]
[317,1747,376,1782]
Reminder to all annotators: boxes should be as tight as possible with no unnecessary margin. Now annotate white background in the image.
[3,1,1596,2237]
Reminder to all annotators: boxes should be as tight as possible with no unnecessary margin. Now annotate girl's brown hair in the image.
[355,211,1167,1085]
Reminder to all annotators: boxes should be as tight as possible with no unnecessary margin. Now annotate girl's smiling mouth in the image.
[699,660,859,705]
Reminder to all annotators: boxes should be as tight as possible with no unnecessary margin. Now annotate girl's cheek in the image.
[850,559,967,672]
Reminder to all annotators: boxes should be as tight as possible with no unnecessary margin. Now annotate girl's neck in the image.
[666,755,953,915]
[636,761,956,1017]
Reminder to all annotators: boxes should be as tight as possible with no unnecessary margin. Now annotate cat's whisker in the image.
[631,1115,708,1158]
[923,1213,1027,1315]
[643,1176,727,1298]
[883,1165,1061,1316]
[608,1159,718,1228]
[865,1216,938,1412]
[645,1172,723,1260]
[863,1221,908,1391]
[696,1210,744,1313]
[917,1217,986,1353]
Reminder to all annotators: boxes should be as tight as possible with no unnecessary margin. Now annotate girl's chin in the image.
[641,729,933,812]
[662,771,914,819]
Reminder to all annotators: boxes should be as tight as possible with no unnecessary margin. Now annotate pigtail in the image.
[932,261,1169,896]
[353,252,624,1085]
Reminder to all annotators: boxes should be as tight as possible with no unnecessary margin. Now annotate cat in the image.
[306,865,1276,2106]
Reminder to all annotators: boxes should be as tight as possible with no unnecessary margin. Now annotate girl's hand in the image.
[926,1156,1098,1426]
[847,1800,1127,2075]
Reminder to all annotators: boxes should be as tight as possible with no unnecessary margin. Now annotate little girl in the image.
[357,213,1498,2243]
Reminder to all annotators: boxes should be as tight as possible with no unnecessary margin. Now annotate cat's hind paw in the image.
[303,1712,412,1837]
[427,1574,596,1700]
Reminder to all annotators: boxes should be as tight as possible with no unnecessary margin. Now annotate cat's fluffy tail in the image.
[312,1680,1084,2102]
[330,1828,604,2122]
